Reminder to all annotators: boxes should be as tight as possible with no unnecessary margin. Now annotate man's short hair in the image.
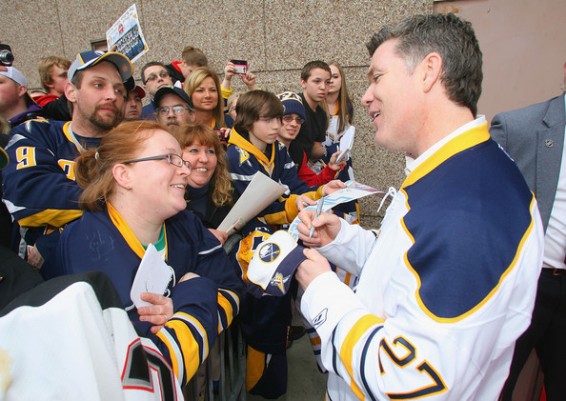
[38,56,71,91]
[300,60,331,81]
[181,46,208,67]
[367,13,482,117]
[141,61,166,84]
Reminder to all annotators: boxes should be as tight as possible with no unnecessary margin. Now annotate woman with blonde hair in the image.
[323,61,359,223]
[174,123,236,244]
[324,62,353,135]
[44,120,243,386]
[184,67,226,130]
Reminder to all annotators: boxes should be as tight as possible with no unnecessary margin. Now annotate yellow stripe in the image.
[402,123,490,188]
[217,293,234,330]
[155,330,180,380]
[108,202,168,260]
[165,320,200,380]
[175,311,209,359]
[228,128,274,172]
[18,209,83,228]
[246,345,266,391]
[340,314,384,400]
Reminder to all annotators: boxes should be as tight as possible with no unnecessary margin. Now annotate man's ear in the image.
[112,163,132,190]
[421,52,443,93]
[65,81,78,103]
[300,79,307,90]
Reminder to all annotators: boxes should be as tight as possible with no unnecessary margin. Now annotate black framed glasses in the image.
[158,105,191,116]
[123,153,192,172]
[282,115,305,124]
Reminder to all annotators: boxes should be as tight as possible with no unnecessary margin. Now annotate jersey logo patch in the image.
[312,308,328,328]
[258,242,281,263]
[269,272,290,295]
[238,148,250,166]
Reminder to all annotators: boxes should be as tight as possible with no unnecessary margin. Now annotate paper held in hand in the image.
[130,244,174,308]
[336,126,355,163]
[217,172,287,235]
[287,180,385,240]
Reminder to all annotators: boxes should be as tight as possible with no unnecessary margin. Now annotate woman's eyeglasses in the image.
[123,153,192,172]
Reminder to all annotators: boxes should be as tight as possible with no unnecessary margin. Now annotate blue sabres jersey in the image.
[45,206,243,346]
[3,120,91,229]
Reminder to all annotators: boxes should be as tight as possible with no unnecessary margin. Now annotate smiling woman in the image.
[185,68,226,130]
[42,120,244,387]
[174,123,236,244]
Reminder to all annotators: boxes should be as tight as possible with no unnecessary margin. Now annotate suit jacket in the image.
[490,94,566,231]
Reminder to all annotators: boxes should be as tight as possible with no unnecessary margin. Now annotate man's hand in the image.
[296,248,331,290]
[297,208,342,248]
[137,292,174,334]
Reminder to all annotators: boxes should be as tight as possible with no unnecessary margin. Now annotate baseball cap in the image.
[277,91,306,121]
[0,67,36,106]
[125,76,146,99]
[0,66,28,87]
[68,50,133,83]
[153,86,194,110]
[247,230,307,298]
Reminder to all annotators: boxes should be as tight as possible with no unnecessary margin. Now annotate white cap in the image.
[0,67,28,87]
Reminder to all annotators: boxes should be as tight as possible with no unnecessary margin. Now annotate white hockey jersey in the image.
[301,120,545,400]
[0,272,184,401]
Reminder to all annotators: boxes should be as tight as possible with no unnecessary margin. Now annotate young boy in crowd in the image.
[276,91,344,186]
[296,60,331,162]
[226,90,342,398]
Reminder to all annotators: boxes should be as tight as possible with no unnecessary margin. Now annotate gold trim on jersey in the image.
[340,314,384,399]
[107,202,168,260]
[18,209,83,227]
[402,123,490,189]
[229,128,275,176]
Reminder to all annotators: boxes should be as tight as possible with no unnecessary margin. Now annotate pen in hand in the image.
[309,197,325,238]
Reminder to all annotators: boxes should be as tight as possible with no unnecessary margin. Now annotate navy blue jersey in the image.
[46,206,243,335]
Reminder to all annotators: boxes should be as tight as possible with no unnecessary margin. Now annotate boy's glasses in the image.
[282,115,305,124]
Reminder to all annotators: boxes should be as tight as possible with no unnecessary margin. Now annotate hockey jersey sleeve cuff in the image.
[300,271,365,341]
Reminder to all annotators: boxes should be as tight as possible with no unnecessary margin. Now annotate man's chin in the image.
[92,114,120,130]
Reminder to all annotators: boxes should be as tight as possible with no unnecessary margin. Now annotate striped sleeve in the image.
[154,277,218,386]
[2,121,83,228]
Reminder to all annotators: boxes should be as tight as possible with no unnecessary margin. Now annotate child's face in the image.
[249,116,281,151]
[301,68,331,104]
